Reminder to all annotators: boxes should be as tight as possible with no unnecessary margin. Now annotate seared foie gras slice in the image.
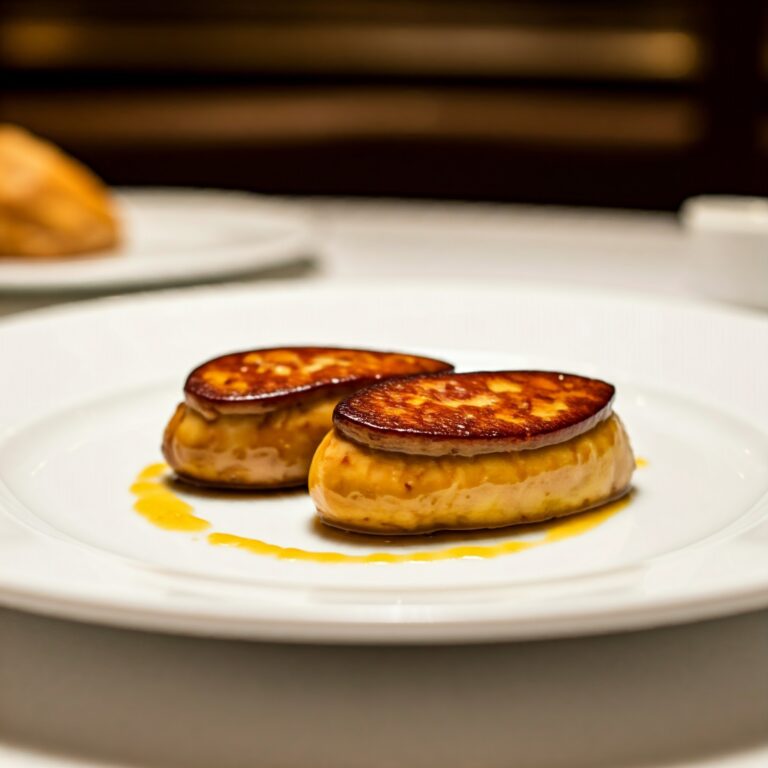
[310,371,634,534]
[335,370,616,456]
[162,347,453,489]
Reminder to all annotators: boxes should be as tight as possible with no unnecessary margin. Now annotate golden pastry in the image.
[0,124,120,257]
[163,347,453,489]
[310,371,635,534]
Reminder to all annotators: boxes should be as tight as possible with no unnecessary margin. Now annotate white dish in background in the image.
[0,281,767,643]
[680,195,768,310]
[0,189,313,293]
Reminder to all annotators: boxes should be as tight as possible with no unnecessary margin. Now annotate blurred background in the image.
[1,0,767,210]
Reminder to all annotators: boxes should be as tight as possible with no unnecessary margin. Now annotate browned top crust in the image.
[184,347,453,415]
[334,371,615,456]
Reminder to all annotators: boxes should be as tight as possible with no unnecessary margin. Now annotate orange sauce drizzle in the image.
[132,463,630,562]
[207,497,628,563]
[130,463,211,532]
[636,457,649,468]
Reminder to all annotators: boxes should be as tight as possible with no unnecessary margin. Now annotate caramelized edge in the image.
[184,347,453,415]
[334,370,615,456]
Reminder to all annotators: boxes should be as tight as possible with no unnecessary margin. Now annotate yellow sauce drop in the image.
[130,463,211,532]
[636,457,649,468]
[131,463,630,562]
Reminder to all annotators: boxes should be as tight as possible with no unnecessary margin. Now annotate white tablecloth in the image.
[1,199,766,768]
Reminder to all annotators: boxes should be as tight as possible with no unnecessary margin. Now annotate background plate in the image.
[0,189,312,293]
[0,281,767,642]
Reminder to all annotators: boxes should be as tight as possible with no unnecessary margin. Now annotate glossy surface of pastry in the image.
[163,347,453,488]
[310,371,634,534]
[0,125,120,257]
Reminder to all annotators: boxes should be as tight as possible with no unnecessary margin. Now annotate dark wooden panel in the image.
[1,0,765,209]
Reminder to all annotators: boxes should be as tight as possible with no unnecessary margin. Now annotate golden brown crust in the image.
[0,124,120,257]
[334,370,615,456]
[184,347,453,415]
[162,397,339,488]
[310,414,635,534]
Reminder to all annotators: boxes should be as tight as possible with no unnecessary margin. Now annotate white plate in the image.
[0,189,313,293]
[0,281,767,643]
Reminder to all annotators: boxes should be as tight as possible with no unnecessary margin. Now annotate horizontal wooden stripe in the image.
[3,88,701,149]
[1,20,701,80]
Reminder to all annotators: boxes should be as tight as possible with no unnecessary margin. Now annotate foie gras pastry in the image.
[0,125,120,257]
[309,371,635,534]
[162,347,453,489]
